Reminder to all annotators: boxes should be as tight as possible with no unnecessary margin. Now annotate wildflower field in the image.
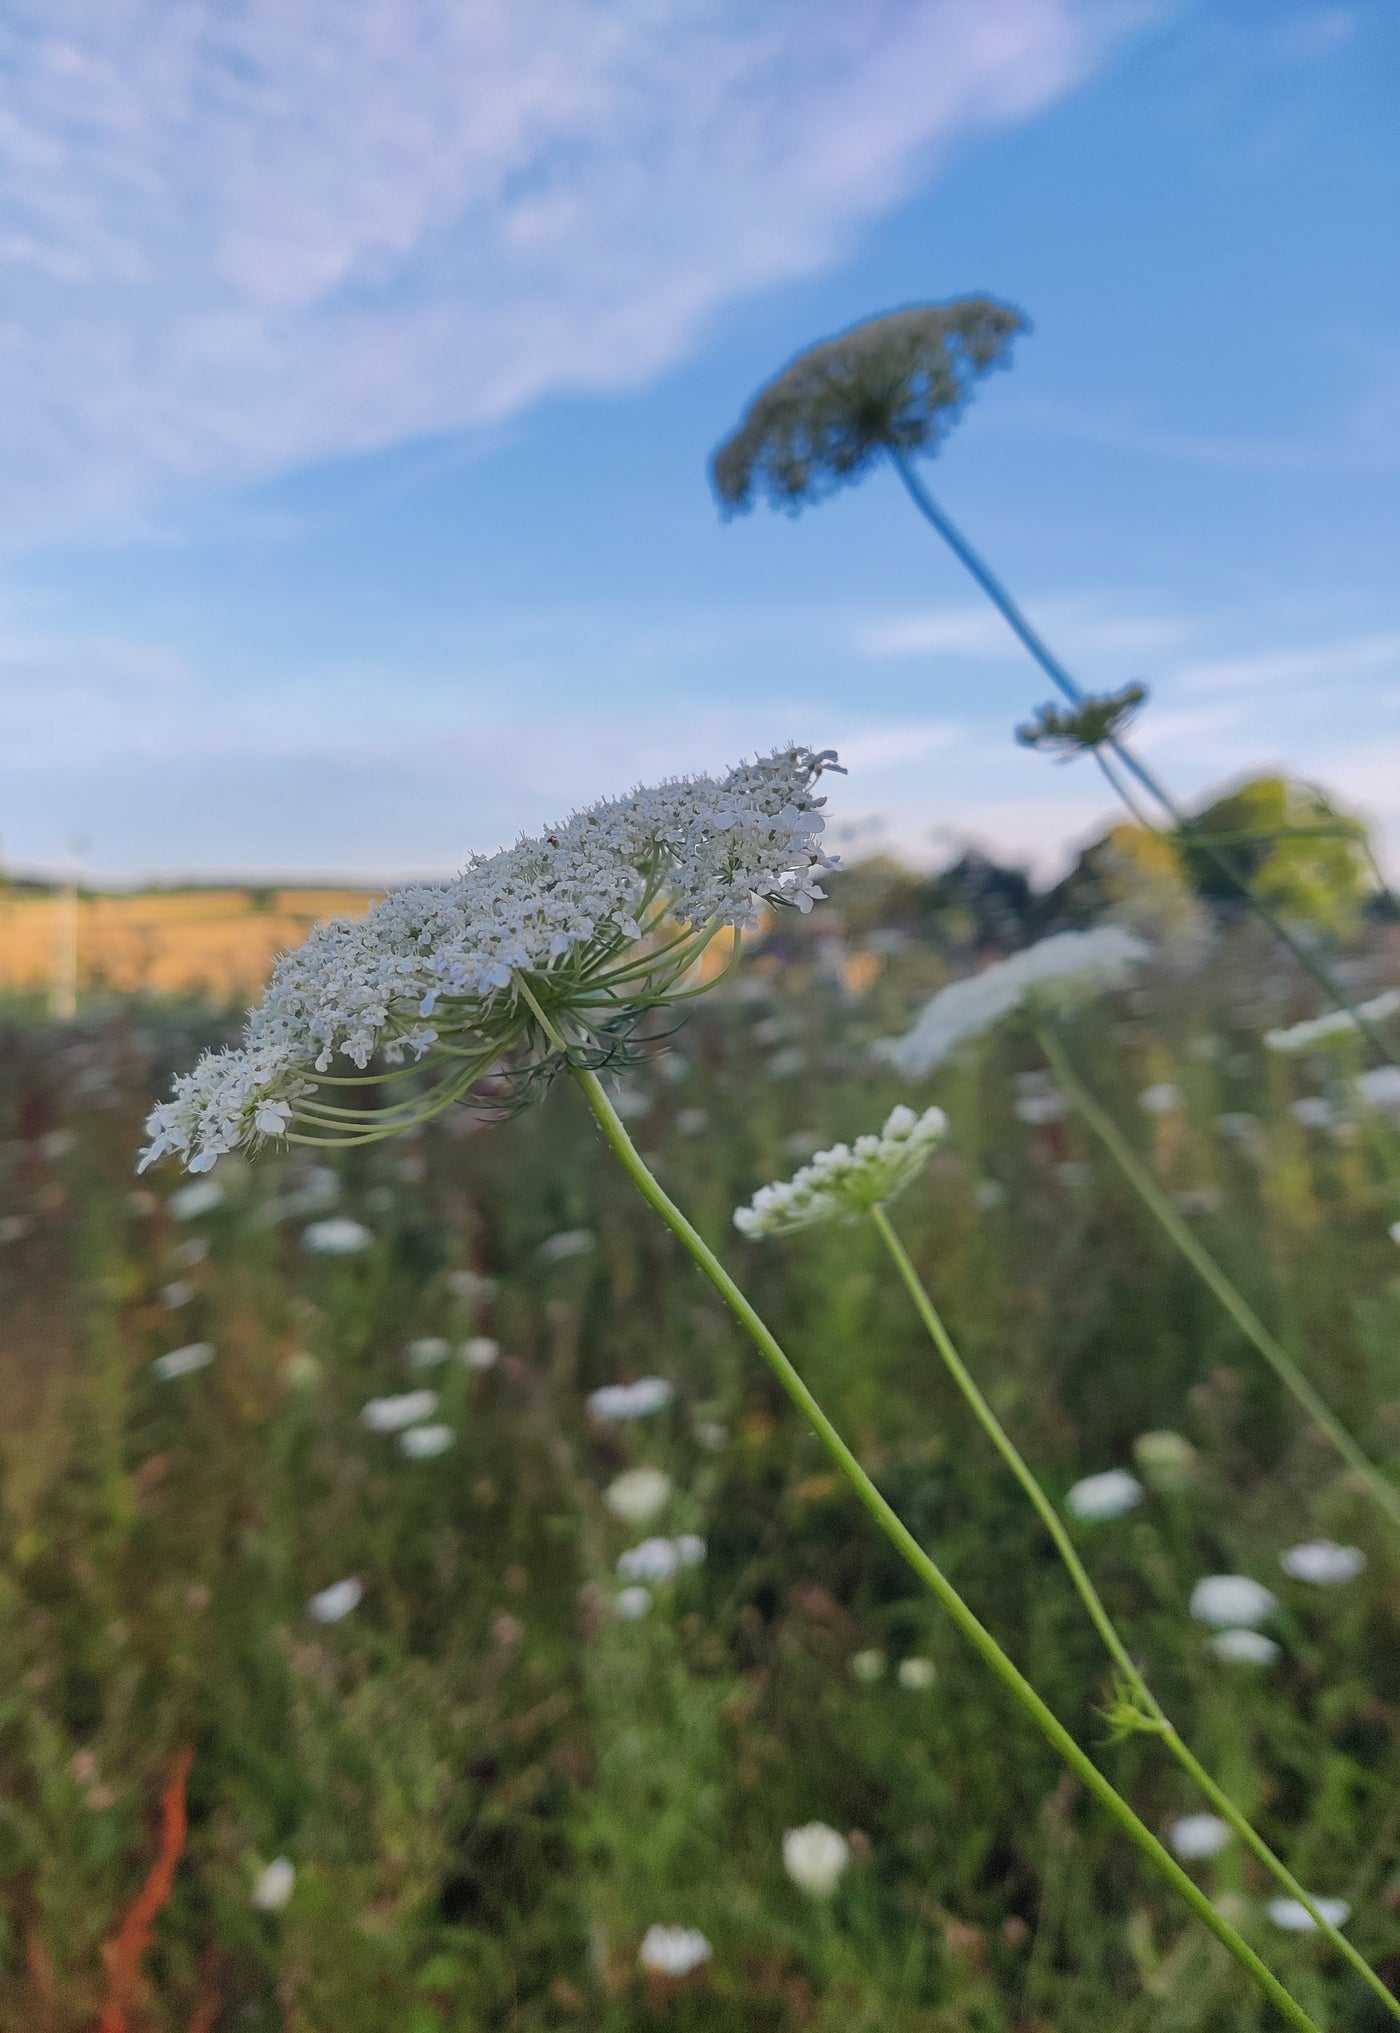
[3,852,1400,2031]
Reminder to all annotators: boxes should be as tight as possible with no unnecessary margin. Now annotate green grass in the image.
[2,917,1399,2029]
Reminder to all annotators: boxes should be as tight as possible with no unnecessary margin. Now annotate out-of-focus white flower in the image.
[605,1080,650,1122]
[160,1280,195,1309]
[406,1336,450,1368]
[614,1585,653,1620]
[1357,1066,1400,1114]
[1280,1540,1365,1584]
[1013,1090,1067,1126]
[875,926,1150,1076]
[1289,1097,1336,1130]
[734,1105,946,1238]
[973,1178,1005,1211]
[0,1215,31,1244]
[897,1657,937,1691]
[850,1648,885,1684]
[1208,1629,1280,1666]
[152,1342,215,1381]
[461,1335,500,1372]
[1266,990,1400,1053]
[1167,1814,1231,1860]
[639,1925,712,1976]
[282,1351,320,1389]
[1065,1469,1144,1521]
[694,1419,729,1451]
[1139,1082,1184,1114]
[766,1045,807,1080]
[782,1822,850,1896]
[140,748,839,1173]
[251,1857,296,1911]
[538,1228,596,1265]
[169,1179,225,1220]
[1132,1430,1198,1492]
[675,1108,709,1136]
[169,1237,209,1270]
[1268,1897,1350,1932]
[604,1468,673,1525]
[399,1423,454,1459]
[446,1267,496,1303]
[1216,1111,1260,1144]
[587,1377,673,1420]
[1190,1576,1278,1627]
[617,1533,704,1582]
[302,1218,374,1255]
[361,1390,438,1433]
[307,1577,362,1623]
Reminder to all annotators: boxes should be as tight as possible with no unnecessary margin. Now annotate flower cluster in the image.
[1265,988,1400,1053]
[140,747,839,1173]
[875,926,1150,1078]
[733,1104,946,1238]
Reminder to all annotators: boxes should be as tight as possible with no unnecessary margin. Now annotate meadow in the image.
[2,857,1399,2031]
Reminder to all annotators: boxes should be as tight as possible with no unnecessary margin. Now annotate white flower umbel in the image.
[875,926,1150,1078]
[733,1104,946,1238]
[1280,1540,1365,1584]
[1269,1897,1351,1933]
[587,1377,673,1420]
[1065,1468,1144,1521]
[782,1822,850,1897]
[1190,1575,1278,1628]
[399,1423,455,1459]
[1265,990,1400,1053]
[307,1577,363,1624]
[361,1390,438,1434]
[251,1857,296,1912]
[302,1218,374,1255]
[604,1467,673,1525]
[152,1342,215,1381]
[1168,1814,1232,1861]
[1209,1629,1280,1666]
[639,1925,712,1977]
[139,747,840,1173]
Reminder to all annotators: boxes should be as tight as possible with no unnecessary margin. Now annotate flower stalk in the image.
[1037,1023,1400,1533]
[870,1202,1400,2020]
[571,1063,1318,2028]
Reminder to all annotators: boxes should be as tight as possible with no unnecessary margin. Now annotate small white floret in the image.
[1190,1575,1278,1627]
[1065,1469,1143,1521]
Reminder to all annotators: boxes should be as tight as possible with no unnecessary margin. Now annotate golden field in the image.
[0,886,382,1001]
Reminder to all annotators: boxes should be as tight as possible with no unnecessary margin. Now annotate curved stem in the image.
[1038,1024,1400,1532]
[568,1064,1319,2029]
[890,449,1398,1068]
[871,1203,1399,2017]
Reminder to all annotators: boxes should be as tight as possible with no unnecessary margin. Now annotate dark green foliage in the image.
[710,299,1027,514]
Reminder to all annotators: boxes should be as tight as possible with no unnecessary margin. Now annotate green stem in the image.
[1038,1024,1400,1534]
[872,1203,1398,2019]
[569,1061,1319,2030]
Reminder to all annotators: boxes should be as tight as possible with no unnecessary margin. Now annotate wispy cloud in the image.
[854,597,1185,662]
[1174,633,1400,693]
[0,0,1105,532]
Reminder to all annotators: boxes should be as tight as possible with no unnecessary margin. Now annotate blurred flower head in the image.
[152,1341,215,1381]
[711,299,1026,513]
[1268,1897,1350,1932]
[614,1585,653,1621]
[168,1179,225,1220]
[251,1857,296,1911]
[782,1821,851,1896]
[1208,1629,1280,1666]
[307,1577,362,1624]
[1132,1430,1199,1493]
[301,1218,374,1255]
[1190,1575,1278,1628]
[896,1656,937,1691]
[1167,1814,1231,1860]
[1065,1468,1144,1521]
[361,1390,438,1434]
[1266,989,1400,1053]
[639,1924,712,1976]
[604,1467,673,1525]
[1279,1540,1365,1584]
[876,926,1150,1078]
[849,1648,886,1685]
[587,1377,673,1421]
[461,1335,500,1372]
[399,1423,454,1459]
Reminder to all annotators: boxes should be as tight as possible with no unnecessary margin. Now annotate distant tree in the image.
[1179,776,1374,937]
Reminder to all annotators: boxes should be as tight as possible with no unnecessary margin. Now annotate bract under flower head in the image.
[139,747,840,1174]
[734,1104,946,1238]
[875,926,1150,1078]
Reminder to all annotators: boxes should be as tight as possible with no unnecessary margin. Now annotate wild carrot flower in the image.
[875,927,1149,1077]
[301,1218,373,1254]
[614,1585,652,1620]
[1280,1540,1365,1584]
[399,1423,454,1459]
[139,748,840,1174]
[733,1105,946,1237]
[587,1377,673,1420]
[711,300,1026,513]
[1190,1575,1278,1627]
[168,1179,224,1219]
[251,1858,296,1911]
[638,1925,712,1976]
[152,1341,215,1381]
[461,1335,500,1372]
[1269,1897,1350,1932]
[1168,1814,1232,1860]
[1133,1430,1199,1492]
[307,1578,362,1623]
[1265,990,1400,1053]
[782,1822,851,1896]
[897,1657,937,1691]
[604,1467,673,1525]
[1209,1629,1280,1666]
[406,1336,450,1368]
[1065,1468,1144,1521]
[360,1390,438,1433]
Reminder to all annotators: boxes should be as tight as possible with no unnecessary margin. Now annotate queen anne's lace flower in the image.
[733,1104,946,1238]
[1265,989,1400,1053]
[875,926,1150,1078]
[140,747,839,1173]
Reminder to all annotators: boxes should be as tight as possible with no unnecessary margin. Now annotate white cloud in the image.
[855,597,1185,661]
[0,0,1103,530]
[1174,633,1400,694]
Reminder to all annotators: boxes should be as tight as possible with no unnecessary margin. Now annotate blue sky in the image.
[1,0,1397,883]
